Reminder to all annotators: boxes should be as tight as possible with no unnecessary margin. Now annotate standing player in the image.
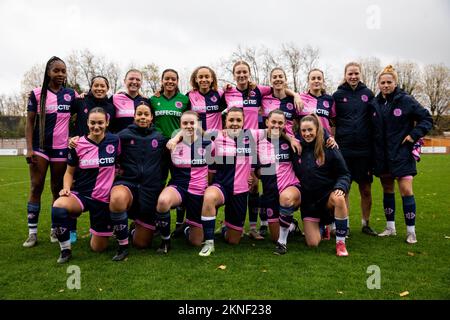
[150,69,190,236]
[293,114,351,256]
[299,69,336,136]
[223,61,302,240]
[51,107,122,263]
[256,110,301,255]
[111,69,148,133]
[187,66,225,131]
[332,62,377,236]
[72,76,115,136]
[370,65,432,244]
[261,68,300,136]
[23,56,78,248]
[109,102,167,253]
[154,111,214,253]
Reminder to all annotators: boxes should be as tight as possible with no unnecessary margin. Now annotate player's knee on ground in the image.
[133,226,153,248]
[226,230,242,245]
[305,237,320,248]
[90,237,108,252]
[189,227,203,247]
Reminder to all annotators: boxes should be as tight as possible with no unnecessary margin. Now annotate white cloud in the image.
[0,0,448,95]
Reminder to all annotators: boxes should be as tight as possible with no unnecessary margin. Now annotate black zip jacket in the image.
[332,82,374,157]
[71,93,116,136]
[116,124,168,189]
[293,137,351,201]
[369,87,432,177]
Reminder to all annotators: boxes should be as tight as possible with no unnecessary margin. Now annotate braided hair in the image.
[38,56,66,149]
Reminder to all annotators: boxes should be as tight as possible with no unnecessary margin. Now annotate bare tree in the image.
[259,46,279,86]
[21,63,45,95]
[359,57,382,93]
[281,43,301,91]
[420,63,450,131]
[141,63,160,96]
[0,93,26,116]
[281,44,320,92]
[395,61,422,96]
[98,61,121,95]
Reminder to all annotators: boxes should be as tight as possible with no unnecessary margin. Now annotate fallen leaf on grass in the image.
[217,265,226,270]
[444,236,450,239]
[337,291,344,294]
[251,243,256,247]
[98,288,103,292]
[399,291,409,297]
[261,269,267,273]
[407,252,415,256]
[58,289,64,293]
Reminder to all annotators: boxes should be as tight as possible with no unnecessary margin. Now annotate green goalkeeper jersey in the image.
[150,92,190,139]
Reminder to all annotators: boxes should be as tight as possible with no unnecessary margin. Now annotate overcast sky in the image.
[0,0,448,95]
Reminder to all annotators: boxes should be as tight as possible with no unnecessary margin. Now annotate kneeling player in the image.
[155,111,214,253]
[293,114,351,256]
[256,110,301,255]
[51,108,123,263]
[109,102,167,255]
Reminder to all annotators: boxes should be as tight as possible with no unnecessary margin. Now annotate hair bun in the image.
[383,65,396,73]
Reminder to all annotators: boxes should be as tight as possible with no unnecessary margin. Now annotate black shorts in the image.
[166,185,203,228]
[33,146,68,162]
[263,184,301,223]
[71,192,113,236]
[113,180,160,231]
[344,156,373,184]
[211,184,248,232]
[300,191,334,225]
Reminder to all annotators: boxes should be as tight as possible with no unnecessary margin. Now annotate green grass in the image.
[0,155,449,300]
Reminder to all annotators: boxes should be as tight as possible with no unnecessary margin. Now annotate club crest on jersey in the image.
[152,139,158,148]
[210,96,218,103]
[343,97,348,102]
[267,208,274,218]
[286,103,294,110]
[106,144,115,154]
[281,143,289,150]
[298,158,302,164]
[175,101,183,109]
[249,91,256,97]
[84,108,88,113]
[130,139,135,145]
[64,94,72,102]
[242,137,250,144]
[393,108,402,117]
[197,147,206,156]
[323,100,330,108]
[361,94,369,102]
